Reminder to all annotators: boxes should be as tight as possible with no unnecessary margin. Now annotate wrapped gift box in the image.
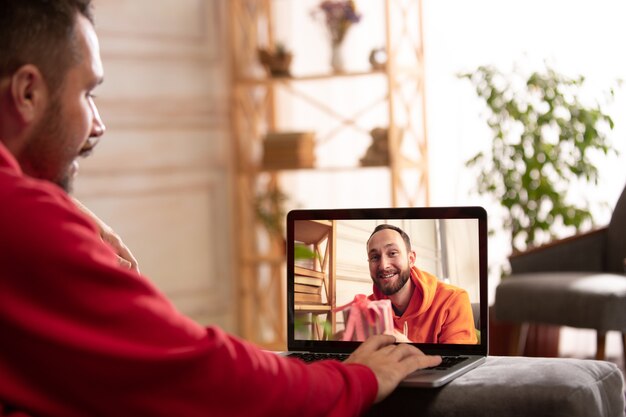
[336,294,394,341]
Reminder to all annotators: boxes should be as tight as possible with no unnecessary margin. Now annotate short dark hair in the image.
[367,224,412,251]
[0,0,94,94]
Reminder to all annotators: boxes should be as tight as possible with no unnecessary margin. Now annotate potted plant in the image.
[460,64,621,357]
[254,186,289,244]
[459,64,619,256]
[258,43,293,77]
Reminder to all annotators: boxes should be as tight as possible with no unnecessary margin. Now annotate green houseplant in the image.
[459,64,618,254]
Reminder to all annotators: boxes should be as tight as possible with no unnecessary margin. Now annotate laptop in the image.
[282,206,488,388]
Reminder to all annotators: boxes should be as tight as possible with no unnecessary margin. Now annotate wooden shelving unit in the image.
[293,220,336,341]
[229,0,429,349]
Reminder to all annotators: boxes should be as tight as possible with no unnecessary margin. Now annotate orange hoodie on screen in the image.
[369,266,477,344]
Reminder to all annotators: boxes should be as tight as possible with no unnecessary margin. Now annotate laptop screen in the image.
[286,206,488,357]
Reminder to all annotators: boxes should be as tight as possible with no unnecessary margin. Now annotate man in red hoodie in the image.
[367,224,478,344]
[0,1,441,416]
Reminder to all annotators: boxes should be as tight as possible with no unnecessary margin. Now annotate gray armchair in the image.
[495,183,626,362]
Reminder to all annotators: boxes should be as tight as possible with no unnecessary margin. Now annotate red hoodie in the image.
[369,266,477,344]
[0,142,377,417]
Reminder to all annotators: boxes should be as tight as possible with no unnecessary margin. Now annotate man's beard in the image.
[23,96,75,193]
[375,267,411,296]
[56,174,74,194]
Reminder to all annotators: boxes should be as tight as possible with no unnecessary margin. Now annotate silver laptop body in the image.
[283,206,488,388]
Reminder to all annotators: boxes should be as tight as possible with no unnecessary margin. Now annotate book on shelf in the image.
[294,266,325,279]
[295,283,322,295]
[262,147,315,158]
[294,275,323,287]
[262,155,315,169]
[294,292,323,304]
[264,131,314,142]
[294,266,326,302]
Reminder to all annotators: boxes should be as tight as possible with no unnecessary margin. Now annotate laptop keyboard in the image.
[288,352,469,370]
[287,352,349,362]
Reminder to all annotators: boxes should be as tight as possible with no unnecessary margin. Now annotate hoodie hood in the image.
[369,266,478,344]
[371,266,437,319]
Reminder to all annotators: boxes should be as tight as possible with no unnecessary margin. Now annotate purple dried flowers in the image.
[312,0,362,45]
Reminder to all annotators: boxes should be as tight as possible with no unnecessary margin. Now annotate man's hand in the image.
[385,328,412,343]
[99,224,140,272]
[72,198,140,273]
[344,334,441,403]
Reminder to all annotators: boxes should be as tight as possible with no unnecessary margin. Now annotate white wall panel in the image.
[75,0,235,331]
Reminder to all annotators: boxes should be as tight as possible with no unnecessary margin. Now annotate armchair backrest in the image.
[606,183,626,274]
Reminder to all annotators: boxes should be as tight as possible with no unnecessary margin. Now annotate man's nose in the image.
[380,254,391,269]
[90,99,106,137]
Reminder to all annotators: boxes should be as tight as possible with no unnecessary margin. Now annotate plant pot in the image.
[258,48,292,77]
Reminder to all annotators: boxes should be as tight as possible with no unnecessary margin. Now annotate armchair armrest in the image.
[509,228,607,274]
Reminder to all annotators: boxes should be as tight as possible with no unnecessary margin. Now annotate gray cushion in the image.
[495,272,626,332]
[367,356,625,417]
[509,229,607,273]
[607,184,626,273]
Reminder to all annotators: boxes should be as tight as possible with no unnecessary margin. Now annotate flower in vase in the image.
[312,0,362,46]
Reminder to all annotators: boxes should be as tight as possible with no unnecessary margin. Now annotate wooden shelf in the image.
[229,0,429,348]
[236,69,386,85]
[293,219,337,340]
[295,305,332,312]
[240,165,391,175]
[294,220,333,245]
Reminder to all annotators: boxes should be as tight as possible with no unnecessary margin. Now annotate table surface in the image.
[365,356,625,417]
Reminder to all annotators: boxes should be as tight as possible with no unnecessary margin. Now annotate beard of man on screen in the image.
[366,224,478,344]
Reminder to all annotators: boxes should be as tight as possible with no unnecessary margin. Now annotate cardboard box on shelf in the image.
[262,131,316,169]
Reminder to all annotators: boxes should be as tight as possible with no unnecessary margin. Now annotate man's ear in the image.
[10,64,49,124]
[408,249,416,266]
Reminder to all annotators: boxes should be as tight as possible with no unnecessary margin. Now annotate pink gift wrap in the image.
[335,294,394,341]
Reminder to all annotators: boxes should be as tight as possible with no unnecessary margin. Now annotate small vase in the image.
[330,42,345,73]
